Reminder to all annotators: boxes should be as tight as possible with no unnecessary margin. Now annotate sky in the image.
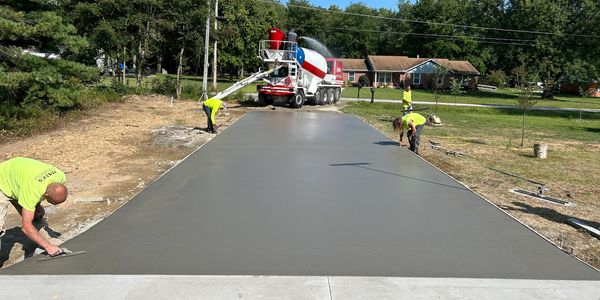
[288,0,403,11]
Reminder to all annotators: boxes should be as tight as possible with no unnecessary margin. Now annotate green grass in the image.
[342,87,600,110]
[103,75,600,109]
[342,101,600,143]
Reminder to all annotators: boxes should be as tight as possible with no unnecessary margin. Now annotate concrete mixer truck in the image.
[207,28,343,109]
[256,28,344,108]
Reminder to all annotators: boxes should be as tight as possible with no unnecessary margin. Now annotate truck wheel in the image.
[314,89,323,105]
[326,88,334,105]
[319,89,327,105]
[291,90,305,108]
[333,88,341,103]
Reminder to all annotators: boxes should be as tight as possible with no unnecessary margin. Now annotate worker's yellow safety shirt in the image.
[402,113,426,130]
[0,157,66,212]
[204,98,223,125]
[402,90,412,108]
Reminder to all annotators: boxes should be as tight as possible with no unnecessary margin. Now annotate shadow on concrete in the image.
[501,201,600,230]
[0,220,61,268]
[330,162,468,191]
[373,141,399,146]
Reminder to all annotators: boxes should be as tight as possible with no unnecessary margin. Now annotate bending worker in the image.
[402,85,413,115]
[393,112,427,155]
[202,98,227,134]
[0,157,68,256]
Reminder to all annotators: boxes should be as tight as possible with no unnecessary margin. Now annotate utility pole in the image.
[212,0,218,92]
[200,0,211,100]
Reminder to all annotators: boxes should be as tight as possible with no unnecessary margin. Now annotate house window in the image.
[348,72,355,82]
[378,72,392,84]
[413,73,421,85]
[437,75,444,86]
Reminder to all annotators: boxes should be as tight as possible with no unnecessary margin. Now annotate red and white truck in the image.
[210,28,343,109]
[256,28,344,108]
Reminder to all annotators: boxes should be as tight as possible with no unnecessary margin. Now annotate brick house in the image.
[340,55,480,89]
[338,58,369,85]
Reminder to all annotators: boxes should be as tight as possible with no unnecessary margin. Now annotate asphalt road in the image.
[2,111,599,279]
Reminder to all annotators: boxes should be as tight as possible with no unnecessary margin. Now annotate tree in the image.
[0,1,99,126]
[218,0,285,78]
[431,64,447,113]
[449,77,463,107]
[513,57,539,148]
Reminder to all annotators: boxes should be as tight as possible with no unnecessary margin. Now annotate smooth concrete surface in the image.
[1,275,599,299]
[2,111,599,279]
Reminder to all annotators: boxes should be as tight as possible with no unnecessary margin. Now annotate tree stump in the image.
[534,143,548,159]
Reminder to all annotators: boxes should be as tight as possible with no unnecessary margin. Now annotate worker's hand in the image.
[45,245,63,256]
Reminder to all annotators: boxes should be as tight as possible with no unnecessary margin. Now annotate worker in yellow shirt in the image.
[0,157,68,256]
[402,85,413,115]
[393,112,427,155]
[202,98,227,133]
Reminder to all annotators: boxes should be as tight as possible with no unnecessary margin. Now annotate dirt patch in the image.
[0,95,242,267]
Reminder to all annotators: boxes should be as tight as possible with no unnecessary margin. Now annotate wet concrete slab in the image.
[2,111,599,279]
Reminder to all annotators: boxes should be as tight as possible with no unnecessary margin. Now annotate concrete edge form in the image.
[352,113,600,274]
[0,275,598,299]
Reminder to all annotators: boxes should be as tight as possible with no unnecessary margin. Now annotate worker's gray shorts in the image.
[0,192,10,252]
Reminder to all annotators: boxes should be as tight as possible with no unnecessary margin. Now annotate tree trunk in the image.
[157,55,162,74]
[136,19,151,89]
[176,47,184,100]
[122,47,126,83]
[110,57,116,80]
[133,54,137,73]
[542,88,554,99]
[521,111,526,148]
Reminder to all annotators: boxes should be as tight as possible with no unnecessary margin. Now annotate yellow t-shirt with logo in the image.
[402,113,427,130]
[402,90,412,108]
[204,98,223,125]
[0,157,66,212]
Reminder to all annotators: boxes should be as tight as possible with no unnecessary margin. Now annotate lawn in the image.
[342,87,600,110]
[341,101,600,268]
[103,74,600,109]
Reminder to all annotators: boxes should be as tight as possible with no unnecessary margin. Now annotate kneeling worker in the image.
[0,157,68,256]
[202,98,227,133]
[393,112,427,155]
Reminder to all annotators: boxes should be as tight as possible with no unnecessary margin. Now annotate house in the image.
[559,81,600,97]
[338,58,369,84]
[340,55,480,89]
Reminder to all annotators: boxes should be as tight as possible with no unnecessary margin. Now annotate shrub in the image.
[151,76,177,97]
[486,70,506,87]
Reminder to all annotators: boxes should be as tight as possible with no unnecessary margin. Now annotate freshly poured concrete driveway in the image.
[3,111,599,279]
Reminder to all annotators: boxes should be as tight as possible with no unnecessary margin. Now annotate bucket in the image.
[269,28,286,50]
[534,143,548,159]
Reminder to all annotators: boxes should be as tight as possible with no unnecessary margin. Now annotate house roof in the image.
[445,60,480,75]
[339,58,368,71]
[367,55,427,72]
[366,55,480,75]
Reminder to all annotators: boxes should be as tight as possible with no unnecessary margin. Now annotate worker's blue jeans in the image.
[202,104,215,133]
[409,124,424,155]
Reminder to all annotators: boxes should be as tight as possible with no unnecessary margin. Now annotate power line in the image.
[297,24,538,47]
[259,0,598,39]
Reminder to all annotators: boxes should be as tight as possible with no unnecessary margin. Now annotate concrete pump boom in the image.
[209,66,281,101]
